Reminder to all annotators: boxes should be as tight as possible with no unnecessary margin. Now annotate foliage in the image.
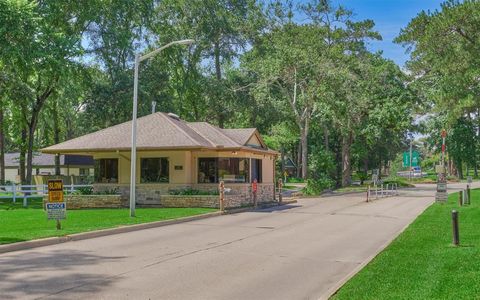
[304,178,334,195]
[73,186,94,195]
[169,188,219,196]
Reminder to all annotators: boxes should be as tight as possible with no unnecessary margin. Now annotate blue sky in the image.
[330,0,444,67]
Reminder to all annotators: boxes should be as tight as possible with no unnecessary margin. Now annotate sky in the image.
[330,0,444,68]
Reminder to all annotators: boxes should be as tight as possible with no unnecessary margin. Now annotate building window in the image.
[141,158,169,183]
[251,159,262,183]
[79,168,89,176]
[94,159,118,183]
[198,158,217,183]
[218,158,249,183]
[198,158,250,183]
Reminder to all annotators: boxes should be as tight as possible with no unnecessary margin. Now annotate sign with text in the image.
[48,180,64,203]
[47,179,66,220]
[436,178,448,202]
[403,151,420,168]
[46,202,66,220]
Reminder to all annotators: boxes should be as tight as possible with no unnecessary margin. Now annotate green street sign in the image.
[403,151,420,167]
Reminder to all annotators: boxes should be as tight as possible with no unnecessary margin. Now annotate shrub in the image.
[169,188,219,196]
[304,177,334,195]
[356,171,368,184]
[74,186,94,195]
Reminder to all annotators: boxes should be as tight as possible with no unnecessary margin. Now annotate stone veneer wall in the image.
[93,183,275,209]
[43,194,126,210]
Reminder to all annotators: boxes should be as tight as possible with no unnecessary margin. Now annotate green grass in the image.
[0,198,216,245]
[332,189,480,299]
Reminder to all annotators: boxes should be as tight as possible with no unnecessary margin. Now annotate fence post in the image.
[12,183,16,203]
[70,183,74,194]
[381,184,384,197]
[219,181,225,212]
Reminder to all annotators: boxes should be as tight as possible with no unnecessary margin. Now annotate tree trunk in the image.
[213,41,224,128]
[26,123,36,185]
[296,142,302,178]
[457,160,463,179]
[19,128,27,184]
[301,118,309,179]
[335,144,342,188]
[341,132,353,187]
[0,105,5,185]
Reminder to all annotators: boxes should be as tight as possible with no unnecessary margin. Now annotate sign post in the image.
[47,179,66,229]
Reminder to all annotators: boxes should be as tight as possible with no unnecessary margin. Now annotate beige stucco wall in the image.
[4,166,93,184]
[5,168,18,183]
[93,149,276,186]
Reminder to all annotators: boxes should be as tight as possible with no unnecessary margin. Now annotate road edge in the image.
[319,198,435,300]
[0,200,297,255]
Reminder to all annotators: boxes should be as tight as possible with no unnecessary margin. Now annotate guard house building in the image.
[42,112,278,205]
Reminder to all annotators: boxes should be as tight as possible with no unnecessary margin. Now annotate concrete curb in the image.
[0,211,222,254]
[0,201,298,255]
[319,198,435,300]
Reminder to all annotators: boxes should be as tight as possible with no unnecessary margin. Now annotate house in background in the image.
[4,152,94,184]
[42,112,278,206]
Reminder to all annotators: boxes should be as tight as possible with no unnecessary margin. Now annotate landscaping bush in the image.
[382,177,414,187]
[74,186,94,195]
[169,188,219,196]
[286,177,305,183]
[356,171,368,184]
[304,178,334,195]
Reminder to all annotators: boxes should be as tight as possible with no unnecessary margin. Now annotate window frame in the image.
[198,157,250,184]
[94,158,119,183]
[140,157,170,184]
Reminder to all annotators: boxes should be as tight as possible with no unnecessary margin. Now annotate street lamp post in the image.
[129,39,194,217]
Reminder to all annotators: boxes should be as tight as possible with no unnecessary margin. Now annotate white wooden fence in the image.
[0,184,93,207]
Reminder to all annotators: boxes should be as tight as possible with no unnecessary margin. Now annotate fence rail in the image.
[0,184,93,207]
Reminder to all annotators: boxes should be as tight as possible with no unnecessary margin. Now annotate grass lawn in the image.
[0,198,216,245]
[332,189,480,299]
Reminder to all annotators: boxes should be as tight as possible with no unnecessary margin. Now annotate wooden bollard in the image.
[452,210,460,246]
[458,190,463,206]
[278,179,283,204]
[366,185,370,202]
[467,186,471,205]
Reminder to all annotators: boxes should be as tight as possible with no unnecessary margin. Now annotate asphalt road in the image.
[1,182,475,300]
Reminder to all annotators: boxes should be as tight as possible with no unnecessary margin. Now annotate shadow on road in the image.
[0,249,125,299]
[255,204,301,213]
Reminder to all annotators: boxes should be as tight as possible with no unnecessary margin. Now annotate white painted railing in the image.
[0,184,93,207]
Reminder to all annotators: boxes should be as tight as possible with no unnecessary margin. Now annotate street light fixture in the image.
[129,39,194,217]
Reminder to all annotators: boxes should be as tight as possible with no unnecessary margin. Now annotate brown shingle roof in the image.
[222,128,258,146]
[4,153,93,167]
[42,112,276,154]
